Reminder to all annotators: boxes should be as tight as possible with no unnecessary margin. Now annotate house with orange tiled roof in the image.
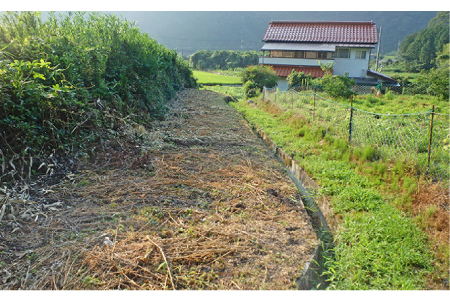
[259,20,397,90]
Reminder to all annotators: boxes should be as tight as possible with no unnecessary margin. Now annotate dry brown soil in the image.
[0,89,318,290]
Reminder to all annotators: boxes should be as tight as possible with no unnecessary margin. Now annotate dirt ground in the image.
[411,181,450,289]
[0,89,319,290]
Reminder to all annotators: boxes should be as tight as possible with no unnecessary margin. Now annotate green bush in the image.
[0,11,196,180]
[287,70,312,90]
[243,80,258,98]
[241,65,278,91]
[319,74,356,99]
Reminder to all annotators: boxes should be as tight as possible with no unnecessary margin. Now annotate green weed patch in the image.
[231,99,436,289]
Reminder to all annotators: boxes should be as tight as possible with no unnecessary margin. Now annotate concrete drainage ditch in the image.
[245,121,336,290]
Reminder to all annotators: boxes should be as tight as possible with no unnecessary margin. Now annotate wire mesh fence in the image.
[262,87,449,182]
[353,84,429,95]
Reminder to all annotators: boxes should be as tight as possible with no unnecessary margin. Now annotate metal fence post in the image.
[427,105,435,169]
[348,95,354,143]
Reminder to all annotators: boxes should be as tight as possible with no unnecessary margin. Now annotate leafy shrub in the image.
[243,80,258,98]
[287,70,312,90]
[241,65,278,91]
[0,11,196,181]
[319,74,356,99]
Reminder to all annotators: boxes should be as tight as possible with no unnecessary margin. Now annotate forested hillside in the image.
[399,11,449,71]
[110,11,437,55]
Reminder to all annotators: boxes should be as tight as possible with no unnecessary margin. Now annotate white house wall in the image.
[332,48,371,78]
[277,78,289,91]
[260,47,372,78]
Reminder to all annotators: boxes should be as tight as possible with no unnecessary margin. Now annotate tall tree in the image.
[399,11,449,71]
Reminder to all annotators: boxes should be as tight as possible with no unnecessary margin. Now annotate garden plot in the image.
[0,89,318,290]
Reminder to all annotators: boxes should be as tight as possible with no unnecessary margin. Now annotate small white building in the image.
[259,20,397,90]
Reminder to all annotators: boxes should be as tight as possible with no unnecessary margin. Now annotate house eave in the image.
[366,69,399,85]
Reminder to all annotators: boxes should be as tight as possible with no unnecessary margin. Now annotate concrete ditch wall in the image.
[249,125,337,290]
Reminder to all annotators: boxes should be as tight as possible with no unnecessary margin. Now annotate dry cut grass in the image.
[0,89,318,290]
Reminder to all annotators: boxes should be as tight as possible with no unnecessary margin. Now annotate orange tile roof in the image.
[262,21,377,45]
[267,65,326,78]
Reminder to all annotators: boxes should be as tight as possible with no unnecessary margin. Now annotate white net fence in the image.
[262,87,449,182]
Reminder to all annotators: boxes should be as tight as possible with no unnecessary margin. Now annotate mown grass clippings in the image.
[0,89,318,290]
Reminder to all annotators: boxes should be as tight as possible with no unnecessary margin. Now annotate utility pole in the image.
[375,25,382,72]
[240,39,243,52]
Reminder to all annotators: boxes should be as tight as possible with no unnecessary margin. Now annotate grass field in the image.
[230,97,448,289]
[204,84,449,289]
[192,70,242,85]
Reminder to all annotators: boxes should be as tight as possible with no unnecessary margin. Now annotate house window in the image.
[282,51,295,58]
[270,50,282,58]
[305,51,316,59]
[317,52,328,59]
[334,48,350,59]
[294,51,305,58]
[355,50,367,59]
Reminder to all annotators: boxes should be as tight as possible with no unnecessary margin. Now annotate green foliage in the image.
[0,11,196,180]
[361,146,380,162]
[0,57,83,155]
[243,80,258,98]
[332,185,384,213]
[325,205,432,290]
[231,100,435,289]
[319,74,356,99]
[286,70,312,90]
[200,85,245,101]
[399,12,449,72]
[241,65,278,92]
[189,50,259,70]
[318,61,334,76]
[415,43,449,99]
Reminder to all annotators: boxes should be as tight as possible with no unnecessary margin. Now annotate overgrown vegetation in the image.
[241,65,277,98]
[286,70,312,91]
[230,97,447,289]
[316,74,356,99]
[379,12,449,99]
[0,11,196,182]
[218,81,449,289]
[398,12,449,72]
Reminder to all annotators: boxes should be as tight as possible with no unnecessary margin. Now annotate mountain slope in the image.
[111,11,437,54]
